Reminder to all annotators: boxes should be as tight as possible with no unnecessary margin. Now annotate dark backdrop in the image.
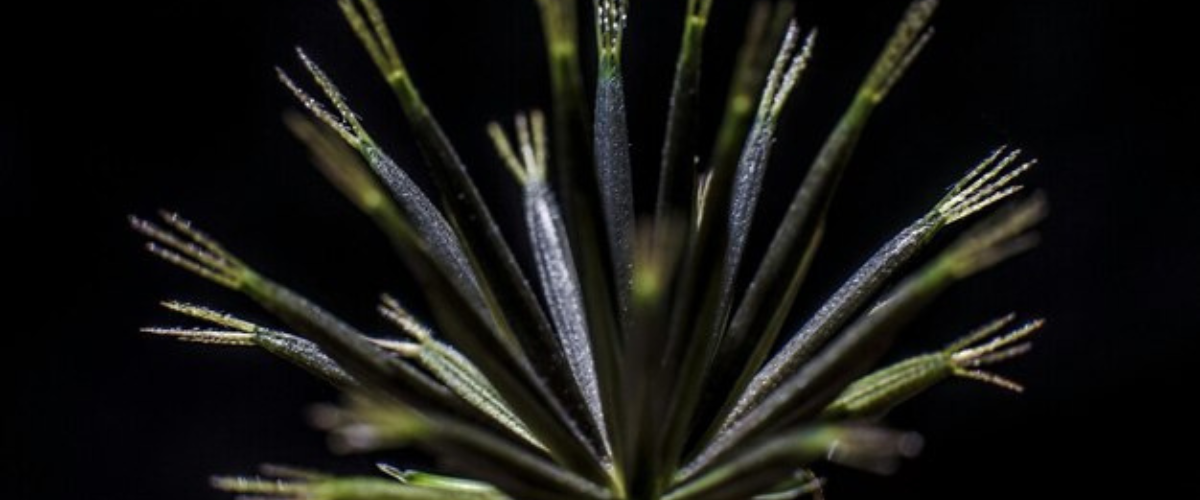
[4,0,1195,499]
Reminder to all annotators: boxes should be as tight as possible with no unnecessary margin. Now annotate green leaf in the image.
[144,301,358,389]
[531,8,622,412]
[622,220,688,500]
[656,0,714,233]
[337,1,602,465]
[666,426,919,500]
[278,54,495,345]
[214,473,505,500]
[749,469,822,500]
[594,0,634,337]
[656,16,814,481]
[532,0,592,218]
[374,297,542,451]
[684,195,1045,480]
[718,2,939,434]
[650,7,793,470]
[130,213,471,420]
[131,216,608,496]
[319,399,608,500]
[695,2,796,229]
[709,146,1034,441]
[822,314,1040,420]
[490,112,608,454]
[377,464,505,496]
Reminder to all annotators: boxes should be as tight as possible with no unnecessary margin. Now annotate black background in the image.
[4,0,1196,499]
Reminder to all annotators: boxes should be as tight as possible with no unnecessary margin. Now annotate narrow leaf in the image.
[379,296,506,404]
[279,55,495,345]
[594,0,635,338]
[377,464,504,496]
[821,314,1041,419]
[654,4,794,459]
[722,2,939,428]
[216,466,508,500]
[532,0,594,228]
[685,195,1045,480]
[132,220,586,497]
[710,147,1034,438]
[749,470,822,500]
[320,398,611,500]
[532,0,627,474]
[623,220,688,500]
[215,476,497,500]
[373,301,542,451]
[130,213,471,420]
[656,18,814,479]
[722,23,815,326]
[286,106,605,477]
[696,2,796,230]
[666,426,919,500]
[145,301,358,389]
[337,1,599,463]
[491,112,609,454]
[656,0,715,230]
